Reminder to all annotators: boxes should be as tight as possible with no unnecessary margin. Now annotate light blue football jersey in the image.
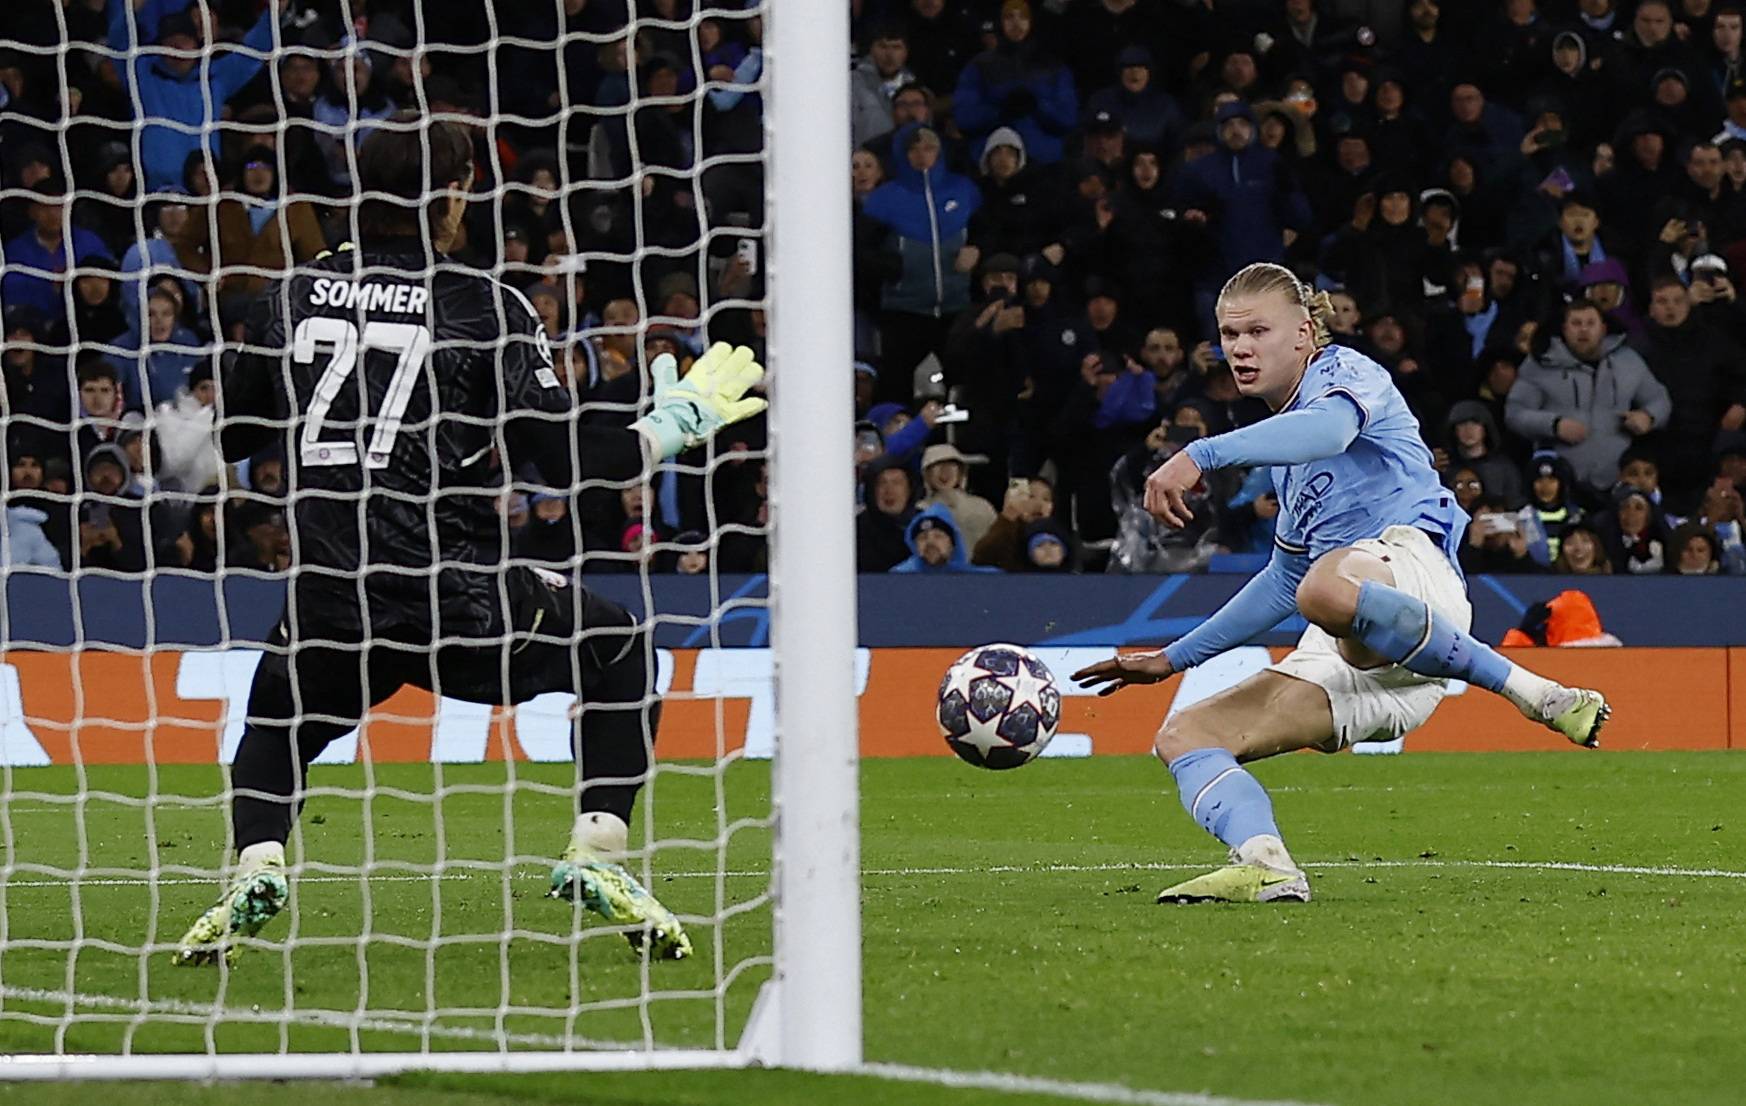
[1268,344,1468,566]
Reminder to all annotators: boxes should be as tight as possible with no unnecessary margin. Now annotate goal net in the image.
[0,0,856,1079]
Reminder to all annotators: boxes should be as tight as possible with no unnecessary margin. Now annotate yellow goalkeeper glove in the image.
[631,342,768,459]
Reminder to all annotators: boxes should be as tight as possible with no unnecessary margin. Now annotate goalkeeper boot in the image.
[1532,686,1610,749]
[548,813,692,961]
[172,845,289,968]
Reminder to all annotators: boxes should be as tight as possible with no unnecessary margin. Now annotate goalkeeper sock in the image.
[238,840,285,871]
[1168,747,1281,852]
[570,811,628,858]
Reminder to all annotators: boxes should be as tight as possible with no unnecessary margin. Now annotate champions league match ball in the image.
[936,644,1062,769]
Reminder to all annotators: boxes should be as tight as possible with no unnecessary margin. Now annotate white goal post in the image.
[0,0,858,1081]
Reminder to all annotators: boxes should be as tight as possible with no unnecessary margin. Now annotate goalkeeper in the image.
[174,117,765,966]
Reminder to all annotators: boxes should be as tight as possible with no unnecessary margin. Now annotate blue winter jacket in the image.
[1174,143,1311,283]
[861,124,982,318]
[952,49,1078,165]
[1,506,63,570]
[890,503,1001,574]
[107,0,276,193]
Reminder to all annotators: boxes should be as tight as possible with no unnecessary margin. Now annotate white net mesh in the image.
[0,0,780,1063]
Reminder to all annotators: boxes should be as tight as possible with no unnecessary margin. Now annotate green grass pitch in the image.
[1,751,1743,1105]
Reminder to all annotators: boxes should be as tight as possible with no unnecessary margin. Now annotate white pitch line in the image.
[0,986,598,1051]
[3,858,1742,892]
[861,1062,1332,1106]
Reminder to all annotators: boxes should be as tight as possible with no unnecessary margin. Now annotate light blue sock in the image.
[1350,579,1511,693]
[1168,747,1280,849]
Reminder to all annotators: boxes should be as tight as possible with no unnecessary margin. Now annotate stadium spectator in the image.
[2,306,70,433]
[1690,476,1746,571]
[1668,519,1723,572]
[889,504,998,574]
[917,443,996,553]
[1174,101,1310,324]
[1634,275,1746,507]
[1507,300,1671,497]
[1519,451,1584,566]
[106,285,203,409]
[2,178,108,325]
[852,25,916,148]
[952,0,1077,167]
[971,476,1055,571]
[1552,522,1612,574]
[857,458,918,572]
[861,123,981,401]
[1461,497,1543,574]
[1598,481,1672,572]
[105,0,275,194]
[1441,400,1524,508]
[1084,46,1182,153]
[171,147,326,313]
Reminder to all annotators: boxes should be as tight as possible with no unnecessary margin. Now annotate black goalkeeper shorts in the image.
[247,567,644,729]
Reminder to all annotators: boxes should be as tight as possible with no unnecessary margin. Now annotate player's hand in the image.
[1071,649,1175,696]
[632,342,767,458]
[1144,449,1202,528]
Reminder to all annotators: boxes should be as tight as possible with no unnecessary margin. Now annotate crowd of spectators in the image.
[1,0,1744,581]
[850,0,1746,577]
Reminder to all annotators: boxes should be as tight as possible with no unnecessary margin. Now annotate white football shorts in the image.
[1269,525,1473,752]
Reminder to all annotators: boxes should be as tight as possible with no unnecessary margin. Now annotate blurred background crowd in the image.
[2,0,1745,580]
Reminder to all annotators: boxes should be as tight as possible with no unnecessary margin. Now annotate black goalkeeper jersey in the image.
[222,240,645,639]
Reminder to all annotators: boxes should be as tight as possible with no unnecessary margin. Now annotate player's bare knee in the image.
[1154,710,1215,764]
[1295,564,1356,634]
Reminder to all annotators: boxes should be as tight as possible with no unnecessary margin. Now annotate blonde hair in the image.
[1217,262,1334,348]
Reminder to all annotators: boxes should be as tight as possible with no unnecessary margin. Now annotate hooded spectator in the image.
[889,503,1000,573]
[1577,257,1647,342]
[78,442,146,572]
[952,0,1079,166]
[1020,516,1074,573]
[857,457,919,572]
[171,145,327,310]
[967,127,1061,259]
[1507,300,1672,495]
[1443,400,1524,507]
[1084,46,1183,153]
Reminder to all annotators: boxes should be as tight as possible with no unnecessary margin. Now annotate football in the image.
[936,644,1063,769]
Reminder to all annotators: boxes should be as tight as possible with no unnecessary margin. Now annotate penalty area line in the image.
[860,1061,1333,1106]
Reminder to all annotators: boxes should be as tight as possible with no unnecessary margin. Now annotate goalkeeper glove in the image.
[631,342,768,459]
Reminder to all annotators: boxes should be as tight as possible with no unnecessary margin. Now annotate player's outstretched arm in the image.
[1074,548,1308,694]
[630,343,767,460]
[1146,397,1360,528]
